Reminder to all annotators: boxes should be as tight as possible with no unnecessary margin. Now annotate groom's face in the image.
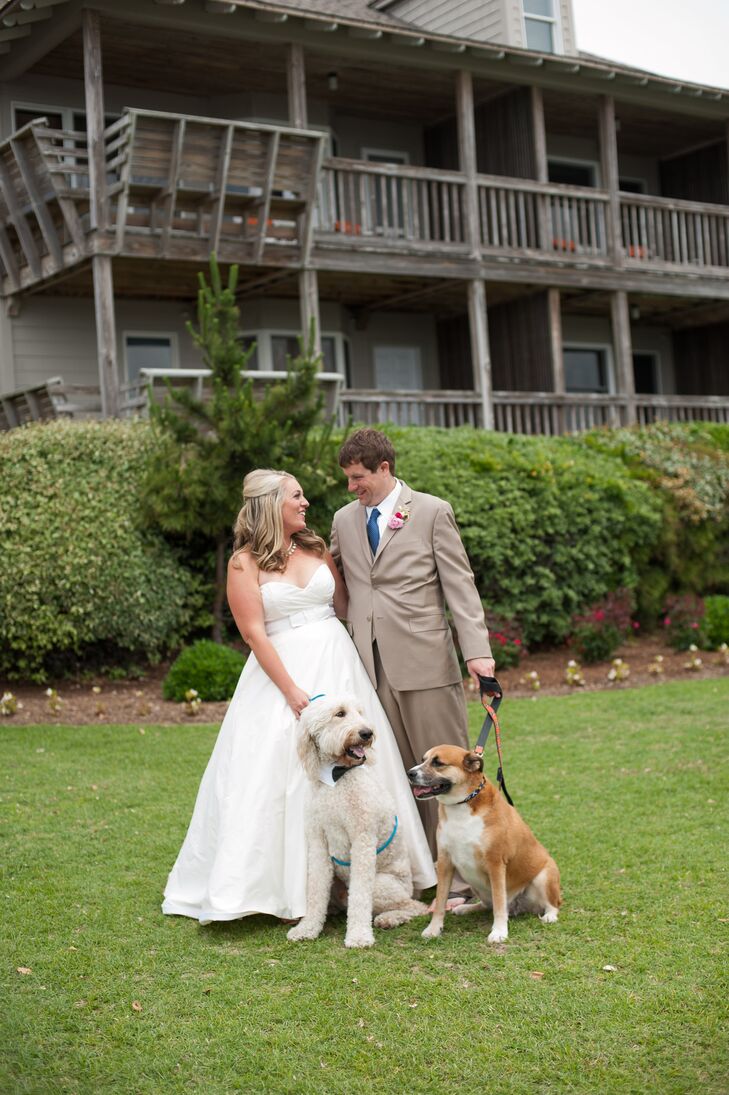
[342,461,394,507]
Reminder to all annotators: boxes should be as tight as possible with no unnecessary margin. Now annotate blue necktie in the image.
[367,508,381,556]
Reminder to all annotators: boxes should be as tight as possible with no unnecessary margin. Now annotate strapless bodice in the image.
[259,564,335,623]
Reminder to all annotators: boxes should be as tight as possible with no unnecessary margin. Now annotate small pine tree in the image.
[142,255,341,641]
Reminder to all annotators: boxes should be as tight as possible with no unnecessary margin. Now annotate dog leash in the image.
[474,675,514,807]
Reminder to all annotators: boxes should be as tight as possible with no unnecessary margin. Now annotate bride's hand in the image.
[286,686,310,719]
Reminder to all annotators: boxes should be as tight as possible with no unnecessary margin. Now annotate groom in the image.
[330,428,494,899]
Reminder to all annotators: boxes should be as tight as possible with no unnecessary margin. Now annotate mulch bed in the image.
[1,633,726,727]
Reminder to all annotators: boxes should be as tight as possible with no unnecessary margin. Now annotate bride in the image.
[162,468,435,924]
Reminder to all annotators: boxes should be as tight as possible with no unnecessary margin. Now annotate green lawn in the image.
[2,679,727,1094]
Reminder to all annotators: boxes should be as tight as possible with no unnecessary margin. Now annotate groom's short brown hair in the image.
[339,428,396,475]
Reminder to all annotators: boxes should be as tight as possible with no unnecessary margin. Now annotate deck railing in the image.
[478,177,609,260]
[3,113,729,292]
[317,159,468,250]
[620,193,729,270]
[339,389,483,427]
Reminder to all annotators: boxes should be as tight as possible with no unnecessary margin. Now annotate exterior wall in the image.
[561,315,675,394]
[344,312,439,389]
[332,113,425,164]
[0,304,14,391]
[388,0,504,42]
[388,0,576,53]
[547,134,660,194]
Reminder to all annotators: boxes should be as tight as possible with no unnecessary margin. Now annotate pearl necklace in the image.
[284,540,298,557]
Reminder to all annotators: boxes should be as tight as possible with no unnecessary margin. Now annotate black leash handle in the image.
[475,675,514,807]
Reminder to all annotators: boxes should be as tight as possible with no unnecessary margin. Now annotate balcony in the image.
[2,109,729,296]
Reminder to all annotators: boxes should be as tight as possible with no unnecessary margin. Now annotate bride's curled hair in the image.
[231,469,326,572]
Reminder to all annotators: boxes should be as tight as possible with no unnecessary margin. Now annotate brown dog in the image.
[408,745,561,942]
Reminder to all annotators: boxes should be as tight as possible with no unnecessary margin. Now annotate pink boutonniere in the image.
[387,508,410,530]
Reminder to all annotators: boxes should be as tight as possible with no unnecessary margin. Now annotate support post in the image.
[83,8,119,416]
[287,41,321,357]
[547,287,565,433]
[610,289,635,425]
[531,86,550,251]
[598,95,623,266]
[299,267,321,360]
[92,255,120,418]
[467,278,493,430]
[287,42,308,129]
[456,69,480,257]
[0,299,15,394]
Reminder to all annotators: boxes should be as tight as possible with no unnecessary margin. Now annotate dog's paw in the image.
[287,922,320,942]
[539,908,559,924]
[488,926,508,943]
[421,922,443,940]
[453,900,484,917]
[344,930,375,949]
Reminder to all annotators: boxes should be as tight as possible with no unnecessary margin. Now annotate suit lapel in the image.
[373,483,412,567]
[354,502,373,569]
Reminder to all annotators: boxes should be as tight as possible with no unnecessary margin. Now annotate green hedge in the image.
[2,419,727,680]
[389,427,664,645]
[0,419,201,680]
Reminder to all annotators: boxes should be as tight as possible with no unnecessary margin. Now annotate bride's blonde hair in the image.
[231,469,326,572]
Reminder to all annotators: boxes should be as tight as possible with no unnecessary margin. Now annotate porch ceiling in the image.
[33,258,540,316]
[561,289,729,329]
[542,89,726,159]
[26,16,504,123]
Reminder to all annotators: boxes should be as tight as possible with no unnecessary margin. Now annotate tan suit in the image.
[331,482,492,859]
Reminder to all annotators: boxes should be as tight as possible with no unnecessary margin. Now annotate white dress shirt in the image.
[366,479,402,546]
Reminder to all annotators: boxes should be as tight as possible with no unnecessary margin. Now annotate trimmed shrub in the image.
[702,595,729,649]
[0,419,201,681]
[163,639,246,701]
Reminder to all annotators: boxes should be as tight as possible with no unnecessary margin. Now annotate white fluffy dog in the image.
[287,696,427,949]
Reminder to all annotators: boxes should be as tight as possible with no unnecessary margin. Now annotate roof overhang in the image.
[0,0,726,120]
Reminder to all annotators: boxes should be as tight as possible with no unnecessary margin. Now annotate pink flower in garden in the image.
[663,617,671,627]
[594,609,605,622]
[632,621,640,630]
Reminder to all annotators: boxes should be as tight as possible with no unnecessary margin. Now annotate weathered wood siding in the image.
[436,314,473,388]
[660,141,729,207]
[388,0,504,42]
[425,88,537,178]
[488,291,553,391]
[673,322,729,395]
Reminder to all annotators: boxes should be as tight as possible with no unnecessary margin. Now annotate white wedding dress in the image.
[162,564,435,923]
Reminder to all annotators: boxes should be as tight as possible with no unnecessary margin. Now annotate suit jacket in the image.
[330,482,492,691]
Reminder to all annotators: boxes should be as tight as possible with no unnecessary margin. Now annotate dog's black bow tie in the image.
[332,765,349,783]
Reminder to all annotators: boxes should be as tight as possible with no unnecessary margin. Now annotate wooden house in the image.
[0,0,728,431]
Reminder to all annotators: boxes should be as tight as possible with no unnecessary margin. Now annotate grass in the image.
[1,678,727,1094]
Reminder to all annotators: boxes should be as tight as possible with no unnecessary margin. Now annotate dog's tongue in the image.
[411,786,432,798]
[350,745,365,758]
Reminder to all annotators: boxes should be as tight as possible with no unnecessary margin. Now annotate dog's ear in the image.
[296,704,328,781]
[464,751,483,773]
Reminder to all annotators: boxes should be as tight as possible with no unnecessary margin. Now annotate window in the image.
[124,334,176,384]
[619,177,647,195]
[564,347,610,393]
[523,0,559,53]
[271,335,338,374]
[548,159,597,188]
[633,352,660,395]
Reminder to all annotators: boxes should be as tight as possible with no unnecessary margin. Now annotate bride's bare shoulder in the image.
[228,548,258,582]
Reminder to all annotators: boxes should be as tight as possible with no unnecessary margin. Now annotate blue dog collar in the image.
[330,816,398,867]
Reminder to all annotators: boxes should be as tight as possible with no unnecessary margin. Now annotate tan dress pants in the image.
[373,643,471,894]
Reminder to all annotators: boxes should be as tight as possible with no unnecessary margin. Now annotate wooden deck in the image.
[2,110,729,296]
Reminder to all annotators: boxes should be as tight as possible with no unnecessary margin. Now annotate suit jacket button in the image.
[366,614,372,621]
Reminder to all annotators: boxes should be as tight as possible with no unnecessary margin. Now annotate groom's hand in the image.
[466,657,496,689]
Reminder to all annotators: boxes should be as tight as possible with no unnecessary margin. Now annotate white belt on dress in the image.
[265,604,336,636]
